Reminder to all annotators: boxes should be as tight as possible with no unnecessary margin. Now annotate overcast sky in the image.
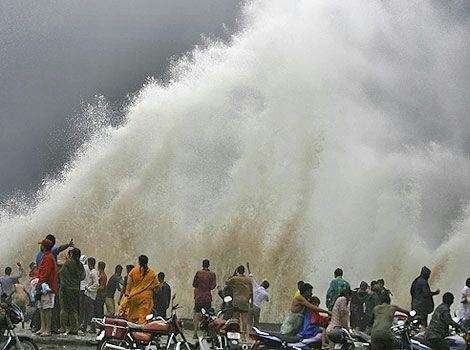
[0,0,240,201]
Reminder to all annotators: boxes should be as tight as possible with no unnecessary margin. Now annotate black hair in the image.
[379,292,391,304]
[71,248,81,261]
[158,272,165,281]
[377,279,385,285]
[87,257,96,269]
[98,261,106,271]
[311,296,321,305]
[126,264,134,273]
[45,234,56,246]
[236,265,245,275]
[371,280,378,287]
[115,265,123,274]
[138,255,149,268]
[334,268,343,278]
[466,277,470,288]
[340,288,352,298]
[297,281,305,289]
[202,259,210,268]
[300,282,313,295]
[4,267,12,275]
[261,280,270,289]
[443,292,454,305]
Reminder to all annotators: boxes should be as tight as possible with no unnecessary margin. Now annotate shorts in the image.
[40,293,55,310]
[194,301,212,314]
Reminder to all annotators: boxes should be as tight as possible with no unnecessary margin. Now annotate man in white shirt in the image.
[80,257,99,333]
[250,275,270,328]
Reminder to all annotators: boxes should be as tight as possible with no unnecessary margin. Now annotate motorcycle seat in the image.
[128,322,144,331]
[270,333,302,343]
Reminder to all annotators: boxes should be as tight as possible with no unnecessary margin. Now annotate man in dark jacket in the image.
[410,266,440,328]
[425,292,465,350]
[58,248,85,335]
[154,272,171,319]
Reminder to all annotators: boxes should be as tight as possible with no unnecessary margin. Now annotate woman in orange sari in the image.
[118,255,158,324]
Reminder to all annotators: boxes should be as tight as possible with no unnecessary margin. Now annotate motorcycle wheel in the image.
[7,337,39,350]
[97,338,130,350]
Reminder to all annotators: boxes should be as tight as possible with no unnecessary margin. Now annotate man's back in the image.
[227,275,253,303]
[326,277,350,310]
[426,303,453,340]
[411,276,434,313]
[193,269,216,303]
[106,274,123,298]
[155,281,171,309]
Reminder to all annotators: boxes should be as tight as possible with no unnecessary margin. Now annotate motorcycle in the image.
[250,326,324,350]
[392,310,469,350]
[327,328,370,350]
[94,295,192,350]
[198,296,241,350]
[0,296,38,350]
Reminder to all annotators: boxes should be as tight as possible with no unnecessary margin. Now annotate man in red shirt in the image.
[37,239,58,337]
[192,259,216,338]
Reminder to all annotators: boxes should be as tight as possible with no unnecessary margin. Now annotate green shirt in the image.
[326,277,351,311]
[371,304,397,340]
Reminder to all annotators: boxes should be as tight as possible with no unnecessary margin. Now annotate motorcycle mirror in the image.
[224,296,233,303]
[201,308,206,315]
[409,310,417,317]
[145,314,154,321]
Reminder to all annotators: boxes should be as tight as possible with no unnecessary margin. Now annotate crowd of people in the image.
[0,233,468,350]
[282,268,469,350]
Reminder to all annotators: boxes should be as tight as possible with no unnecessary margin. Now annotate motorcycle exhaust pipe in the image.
[103,343,131,350]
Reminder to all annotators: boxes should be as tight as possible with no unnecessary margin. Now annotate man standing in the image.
[81,257,99,333]
[250,274,269,328]
[35,234,73,267]
[192,259,217,338]
[411,266,440,328]
[37,239,58,337]
[226,266,253,339]
[0,263,24,296]
[95,261,107,320]
[326,268,351,311]
[58,248,85,335]
[105,265,123,316]
[154,272,171,319]
[425,292,465,350]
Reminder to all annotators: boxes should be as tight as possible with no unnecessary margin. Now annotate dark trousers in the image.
[371,338,394,350]
[94,296,105,319]
[155,307,168,319]
[80,295,95,331]
[79,290,86,325]
[427,338,450,350]
[60,288,80,333]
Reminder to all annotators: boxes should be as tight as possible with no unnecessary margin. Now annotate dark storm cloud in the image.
[0,0,240,200]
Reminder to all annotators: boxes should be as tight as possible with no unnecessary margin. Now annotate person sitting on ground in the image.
[326,268,351,311]
[154,272,171,319]
[326,288,353,349]
[425,292,466,350]
[281,283,329,336]
[370,293,409,350]
[58,248,85,335]
[105,265,123,316]
[226,265,253,340]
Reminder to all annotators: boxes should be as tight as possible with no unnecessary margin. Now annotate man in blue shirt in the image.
[35,234,74,266]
